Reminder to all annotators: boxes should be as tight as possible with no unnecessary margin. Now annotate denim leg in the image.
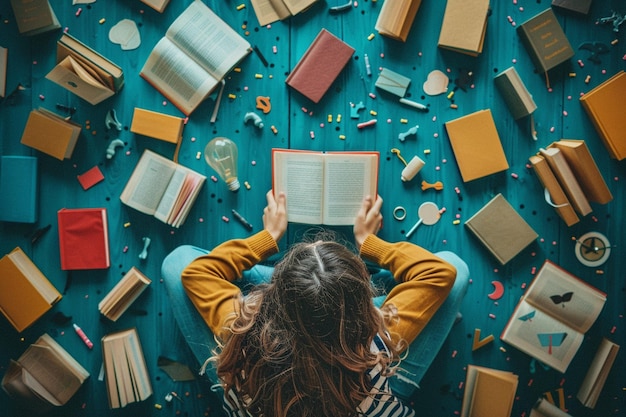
[161,245,274,383]
[372,251,470,400]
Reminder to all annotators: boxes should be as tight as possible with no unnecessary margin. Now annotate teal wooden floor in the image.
[1,1,624,416]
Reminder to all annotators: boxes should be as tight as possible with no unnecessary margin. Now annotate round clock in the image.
[574,231,611,267]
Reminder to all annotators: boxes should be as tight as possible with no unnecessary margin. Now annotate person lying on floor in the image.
[162,191,469,417]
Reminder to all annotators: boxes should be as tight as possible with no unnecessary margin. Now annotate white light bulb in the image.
[204,137,240,191]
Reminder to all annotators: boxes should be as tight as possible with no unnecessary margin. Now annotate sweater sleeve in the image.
[359,234,457,348]
[181,230,279,339]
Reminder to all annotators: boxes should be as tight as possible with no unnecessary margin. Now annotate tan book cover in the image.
[130,108,185,144]
[20,108,82,160]
[444,109,509,182]
[494,66,537,120]
[539,147,592,216]
[529,154,579,226]
[551,140,612,204]
[465,194,538,265]
[577,337,620,409]
[579,70,626,161]
[99,267,152,322]
[461,365,518,417]
[10,0,60,36]
[438,0,490,56]
[140,0,171,13]
[286,29,355,103]
[375,0,422,42]
[0,247,62,332]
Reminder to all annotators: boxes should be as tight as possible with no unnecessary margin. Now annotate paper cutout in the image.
[518,310,536,322]
[487,281,504,300]
[550,292,573,306]
[157,356,196,381]
[423,70,449,95]
[375,68,411,97]
[77,166,104,190]
[537,332,568,354]
[109,19,141,51]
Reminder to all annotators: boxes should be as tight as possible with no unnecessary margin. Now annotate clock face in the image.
[575,232,611,267]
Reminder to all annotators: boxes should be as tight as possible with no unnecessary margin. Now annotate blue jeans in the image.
[161,245,469,400]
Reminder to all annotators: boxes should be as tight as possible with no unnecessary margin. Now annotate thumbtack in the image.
[138,237,151,260]
[105,109,122,131]
[106,139,125,159]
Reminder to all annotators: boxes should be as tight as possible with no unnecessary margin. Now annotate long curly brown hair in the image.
[215,239,402,417]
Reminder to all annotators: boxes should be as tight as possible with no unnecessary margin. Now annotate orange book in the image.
[0,247,62,332]
[57,208,110,270]
[579,71,626,161]
[444,109,509,182]
[286,29,355,103]
[130,108,184,144]
[20,108,82,161]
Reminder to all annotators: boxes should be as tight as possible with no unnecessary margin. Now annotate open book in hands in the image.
[500,260,606,373]
[140,0,251,115]
[272,149,379,225]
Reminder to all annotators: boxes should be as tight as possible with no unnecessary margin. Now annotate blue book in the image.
[0,156,38,223]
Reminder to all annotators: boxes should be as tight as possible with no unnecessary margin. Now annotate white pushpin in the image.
[106,139,125,159]
[243,112,264,128]
[138,237,151,260]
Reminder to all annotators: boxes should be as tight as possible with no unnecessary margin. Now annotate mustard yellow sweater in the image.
[182,230,456,347]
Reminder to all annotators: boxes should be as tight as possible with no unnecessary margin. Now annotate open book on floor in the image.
[1,333,89,412]
[140,0,251,115]
[501,260,607,373]
[120,149,206,228]
[272,149,379,225]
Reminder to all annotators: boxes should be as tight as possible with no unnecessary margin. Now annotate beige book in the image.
[438,0,490,56]
[375,0,422,42]
[577,338,620,408]
[99,267,152,322]
[494,66,537,120]
[10,0,60,36]
[140,0,171,12]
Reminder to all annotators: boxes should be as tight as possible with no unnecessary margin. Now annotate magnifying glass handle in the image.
[405,219,423,238]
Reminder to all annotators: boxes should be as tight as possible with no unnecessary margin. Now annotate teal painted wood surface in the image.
[1,1,624,416]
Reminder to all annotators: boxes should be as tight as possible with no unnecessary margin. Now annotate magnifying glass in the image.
[405,202,441,238]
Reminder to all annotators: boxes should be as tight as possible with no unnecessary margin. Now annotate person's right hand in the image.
[354,195,383,250]
[263,190,288,243]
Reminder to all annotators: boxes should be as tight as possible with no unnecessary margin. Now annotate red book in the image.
[286,29,355,103]
[57,208,110,270]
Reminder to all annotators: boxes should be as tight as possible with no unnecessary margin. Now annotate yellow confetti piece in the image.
[255,74,263,79]
[339,134,346,140]
[367,33,375,41]
[447,91,455,99]
[228,94,236,99]
[400,118,408,124]
[236,4,246,10]
[370,110,377,116]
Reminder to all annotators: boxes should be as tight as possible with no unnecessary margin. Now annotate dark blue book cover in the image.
[0,156,38,223]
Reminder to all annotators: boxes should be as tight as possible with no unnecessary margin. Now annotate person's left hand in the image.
[354,195,383,250]
[263,190,288,243]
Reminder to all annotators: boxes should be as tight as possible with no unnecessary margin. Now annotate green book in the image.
[517,8,574,74]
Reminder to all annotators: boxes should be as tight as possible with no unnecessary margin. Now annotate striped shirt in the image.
[221,334,416,417]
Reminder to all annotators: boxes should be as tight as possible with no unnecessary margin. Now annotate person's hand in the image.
[263,190,288,243]
[354,195,383,250]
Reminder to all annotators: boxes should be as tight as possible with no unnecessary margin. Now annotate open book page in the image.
[120,151,176,216]
[166,1,250,80]
[272,151,324,224]
[322,153,378,225]
[281,0,317,15]
[523,261,606,333]
[141,37,219,115]
[501,299,583,372]
[169,173,204,227]
[250,0,288,26]
[154,168,186,224]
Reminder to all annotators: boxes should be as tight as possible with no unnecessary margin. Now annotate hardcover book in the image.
[140,0,251,115]
[57,208,110,270]
[46,34,124,105]
[461,365,518,417]
[1,333,89,411]
[0,46,7,98]
[494,66,537,120]
[130,108,185,144]
[10,0,60,36]
[464,194,538,265]
[438,0,490,56]
[375,0,423,42]
[250,0,318,26]
[99,267,152,322]
[579,70,626,161]
[552,0,593,15]
[517,9,574,75]
[20,108,82,161]
[0,247,62,332]
[140,0,171,13]
[286,29,355,103]
[0,155,38,223]
[120,149,206,228]
[577,337,620,409]
[272,149,379,225]
[501,260,607,373]
[444,109,509,182]
[102,328,153,408]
